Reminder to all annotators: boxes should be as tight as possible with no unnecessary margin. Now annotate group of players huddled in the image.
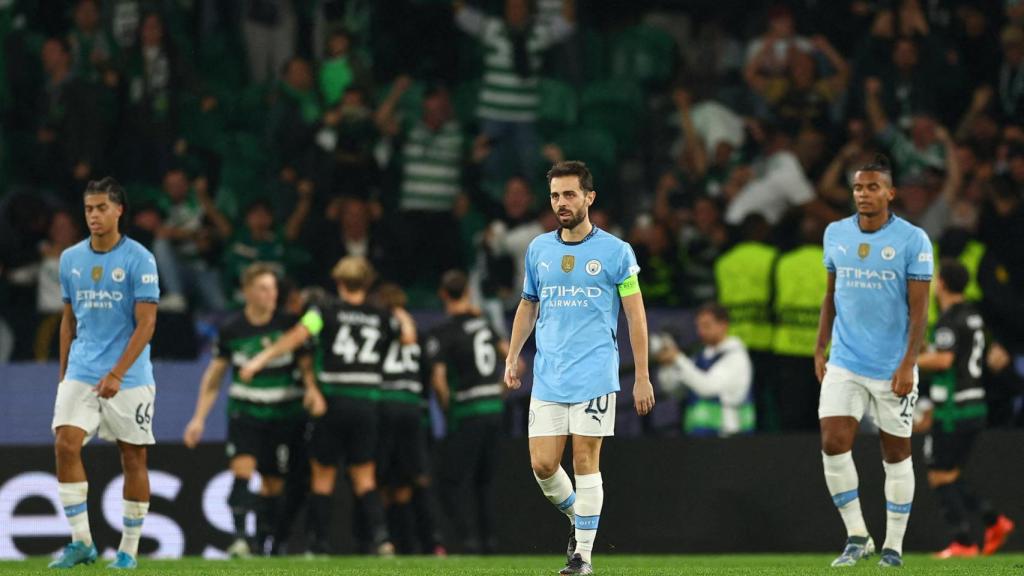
[183,256,508,557]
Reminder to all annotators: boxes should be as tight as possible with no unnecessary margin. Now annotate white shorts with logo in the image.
[818,363,918,438]
[52,380,156,445]
[528,393,616,438]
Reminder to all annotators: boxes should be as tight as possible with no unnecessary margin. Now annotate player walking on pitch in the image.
[50,177,160,569]
[505,161,655,575]
[815,155,933,568]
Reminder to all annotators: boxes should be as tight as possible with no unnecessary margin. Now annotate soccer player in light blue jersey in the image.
[505,161,655,575]
[814,155,933,568]
[50,178,160,570]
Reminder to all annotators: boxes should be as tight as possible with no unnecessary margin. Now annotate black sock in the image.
[357,490,390,549]
[387,502,416,554]
[308,494,332,554]
[412,483,442,551]
[228,477,252,540]
[272,479,308,555]
[935,483,973,545]
[255,495,280,555]
[957,480,998,526]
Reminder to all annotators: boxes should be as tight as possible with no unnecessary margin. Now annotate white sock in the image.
[58,482,92,547]
[119,500,150,557]
[883,457,914,555]
[535,467,576,524]
[822,452,868,538]
[573,473,603,564]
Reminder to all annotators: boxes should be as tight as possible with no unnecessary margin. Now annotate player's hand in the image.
[504,356,522,390]
[239,359,263,383]
[633,375,655,416]
[891,363,915,397]
[304,387,327,418]
[814,350,828,383]
[94,372,122,399]
[183,419,204,449]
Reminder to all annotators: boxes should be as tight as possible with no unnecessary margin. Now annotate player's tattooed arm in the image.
[622,292,655,416]
[505,298,539,390]
[814,273,837,383]
[184,357,230,448]
[58,302,77,382]
[96,302,157,399]
[893,279,930,397]
[299,354,326,417]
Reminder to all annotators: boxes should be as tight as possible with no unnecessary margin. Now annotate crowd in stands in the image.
[1,0,1023,432]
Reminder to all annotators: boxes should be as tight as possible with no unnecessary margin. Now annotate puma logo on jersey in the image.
[539,261,550,272]
[71,268,81,277]
[836,245,847,255]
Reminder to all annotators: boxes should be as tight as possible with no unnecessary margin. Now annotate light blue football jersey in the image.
[60,236,160,388]
[823,214,933,380]
[522,227,640,403]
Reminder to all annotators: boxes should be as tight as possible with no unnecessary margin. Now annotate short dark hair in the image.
[696,302,729,323]
[84,177,127,206]
[440,269,469,300]
[547,160,594,192]
[856,153,893,180]
[939,258,969,295]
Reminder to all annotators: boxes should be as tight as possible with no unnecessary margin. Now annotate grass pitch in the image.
[2,554,1023,575]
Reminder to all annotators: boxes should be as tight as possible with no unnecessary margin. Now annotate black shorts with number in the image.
[226,413,307,477]
[377,402,428,486]
[925,426,980,471]
[310,395,378,467]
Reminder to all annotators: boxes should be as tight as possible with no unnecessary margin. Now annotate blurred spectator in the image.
[33,210,83,360]
[630,219,683,307]
[151,170,231,313]
[478,176,543,308]
[33,37,105,202]
[746,35,848,132]
[454,0,575,183]
[895,125,962,239]
[997,25,1024,125]
[378,80,470,286]
[654,302,755,437]
[268,57,326,182]
[865,76,948,181]
[314,196,390,290]
[68,0,118,85]
[723,123,818,226]
[243,0,297,85]
[679,196,728,306]
[114,12,194,185]
[744,4,811,79]
[319,28,369,106]
[223,189,314,306]
[321,86,380,199]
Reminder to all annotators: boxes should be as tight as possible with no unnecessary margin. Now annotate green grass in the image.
[2,554,1024,575]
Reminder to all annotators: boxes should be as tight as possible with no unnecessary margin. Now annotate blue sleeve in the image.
[822,225,835,273]
[131,247,161,303]
[617,241,641,284]
[59,251,72,304]
[905,228,933,281]
[522,242,539,302]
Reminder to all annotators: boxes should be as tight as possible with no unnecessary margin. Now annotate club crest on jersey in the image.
[91,266,103,283]
[112,267,126,282]
[561,255,575,273]
[586,259,602,276]
[857,243,870,260]
[881,246,896,261]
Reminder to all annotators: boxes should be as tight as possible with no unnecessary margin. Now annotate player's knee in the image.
[821,435,852,456]
[120,446,147,472]
[530,456,559,479]
[54,433,82,462]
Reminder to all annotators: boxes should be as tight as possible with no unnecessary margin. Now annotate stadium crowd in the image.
[1,0,1023,436]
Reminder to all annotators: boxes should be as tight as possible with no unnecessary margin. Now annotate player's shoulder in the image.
[527,230,558,250]
[60,239,92,263]
[592,227,631,250]
[123,237,157,262]
[824,214,856,237]
[219,310,247,334]
[273,310,300,328]
[891,215,930,243]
